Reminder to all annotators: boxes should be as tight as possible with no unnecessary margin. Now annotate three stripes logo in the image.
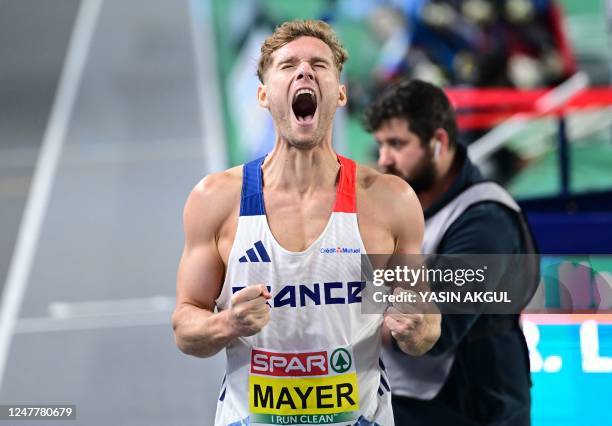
[239,240,271,263]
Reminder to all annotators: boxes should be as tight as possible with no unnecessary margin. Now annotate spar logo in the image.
[251,349,328,377]
[330,348,351,373]
[248,347,360,424]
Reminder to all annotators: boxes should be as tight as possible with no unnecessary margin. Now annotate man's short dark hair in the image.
[363,79,458,146]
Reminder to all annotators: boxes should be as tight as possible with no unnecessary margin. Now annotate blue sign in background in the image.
[531,323,612,425]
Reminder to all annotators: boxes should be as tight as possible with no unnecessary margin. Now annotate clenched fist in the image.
[384,287,441,356]
[228,285,272,337]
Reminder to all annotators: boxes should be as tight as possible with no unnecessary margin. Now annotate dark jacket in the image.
[392,145,533,426]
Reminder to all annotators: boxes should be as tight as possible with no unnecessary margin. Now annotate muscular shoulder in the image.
[355,164,424,253]
[183,166,242,241]
[356,164,421,213]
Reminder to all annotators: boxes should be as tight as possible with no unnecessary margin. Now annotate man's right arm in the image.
[172,173,271,358]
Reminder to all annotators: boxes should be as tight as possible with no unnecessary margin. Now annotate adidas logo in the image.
[239,240,271,263]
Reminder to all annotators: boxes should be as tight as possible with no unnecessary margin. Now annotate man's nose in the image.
[296,62,314,81]
[378,146,394,168]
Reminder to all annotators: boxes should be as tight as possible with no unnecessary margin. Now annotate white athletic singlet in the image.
[214,155,393,426]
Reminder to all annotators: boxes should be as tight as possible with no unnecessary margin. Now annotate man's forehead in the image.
[379,117,412,134]
[271,36,334,63]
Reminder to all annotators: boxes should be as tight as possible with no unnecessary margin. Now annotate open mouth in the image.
[291,89,317,124]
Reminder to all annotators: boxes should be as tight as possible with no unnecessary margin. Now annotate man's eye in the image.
[314,63,327,68]
[281,64,293,70]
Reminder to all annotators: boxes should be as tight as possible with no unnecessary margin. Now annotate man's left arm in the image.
[427,203,523,356]
[379,176,441,356]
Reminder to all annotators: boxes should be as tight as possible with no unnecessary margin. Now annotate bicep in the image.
[393,187,424,255]
[175,183,228,312]
[176,240,225,312]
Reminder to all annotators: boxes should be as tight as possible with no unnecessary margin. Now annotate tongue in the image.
[297,114,314,123]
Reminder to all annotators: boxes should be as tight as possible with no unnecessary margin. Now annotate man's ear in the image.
[337,84,347,107]
[257,84,269,108]
[432,128,450,154]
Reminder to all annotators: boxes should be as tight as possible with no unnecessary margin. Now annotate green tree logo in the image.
[330,348,352,373]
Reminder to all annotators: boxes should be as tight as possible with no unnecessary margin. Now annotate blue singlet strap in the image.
[240,156,266,216]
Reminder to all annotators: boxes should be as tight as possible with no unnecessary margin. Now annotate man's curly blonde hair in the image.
[257,19,348,83]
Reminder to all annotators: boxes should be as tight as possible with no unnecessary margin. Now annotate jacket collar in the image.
[423,143,484,219]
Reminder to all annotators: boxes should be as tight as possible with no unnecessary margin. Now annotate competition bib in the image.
[248,346,360,425]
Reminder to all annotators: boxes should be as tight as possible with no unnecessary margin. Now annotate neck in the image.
[417,148,458,210]
[262,139,339,195]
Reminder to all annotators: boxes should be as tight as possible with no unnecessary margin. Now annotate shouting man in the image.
[173,21,440,426]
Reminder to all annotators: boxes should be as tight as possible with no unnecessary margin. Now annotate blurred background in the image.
[0,0,610,425]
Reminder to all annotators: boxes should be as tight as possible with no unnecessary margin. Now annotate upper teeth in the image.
[295,88,315,99]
